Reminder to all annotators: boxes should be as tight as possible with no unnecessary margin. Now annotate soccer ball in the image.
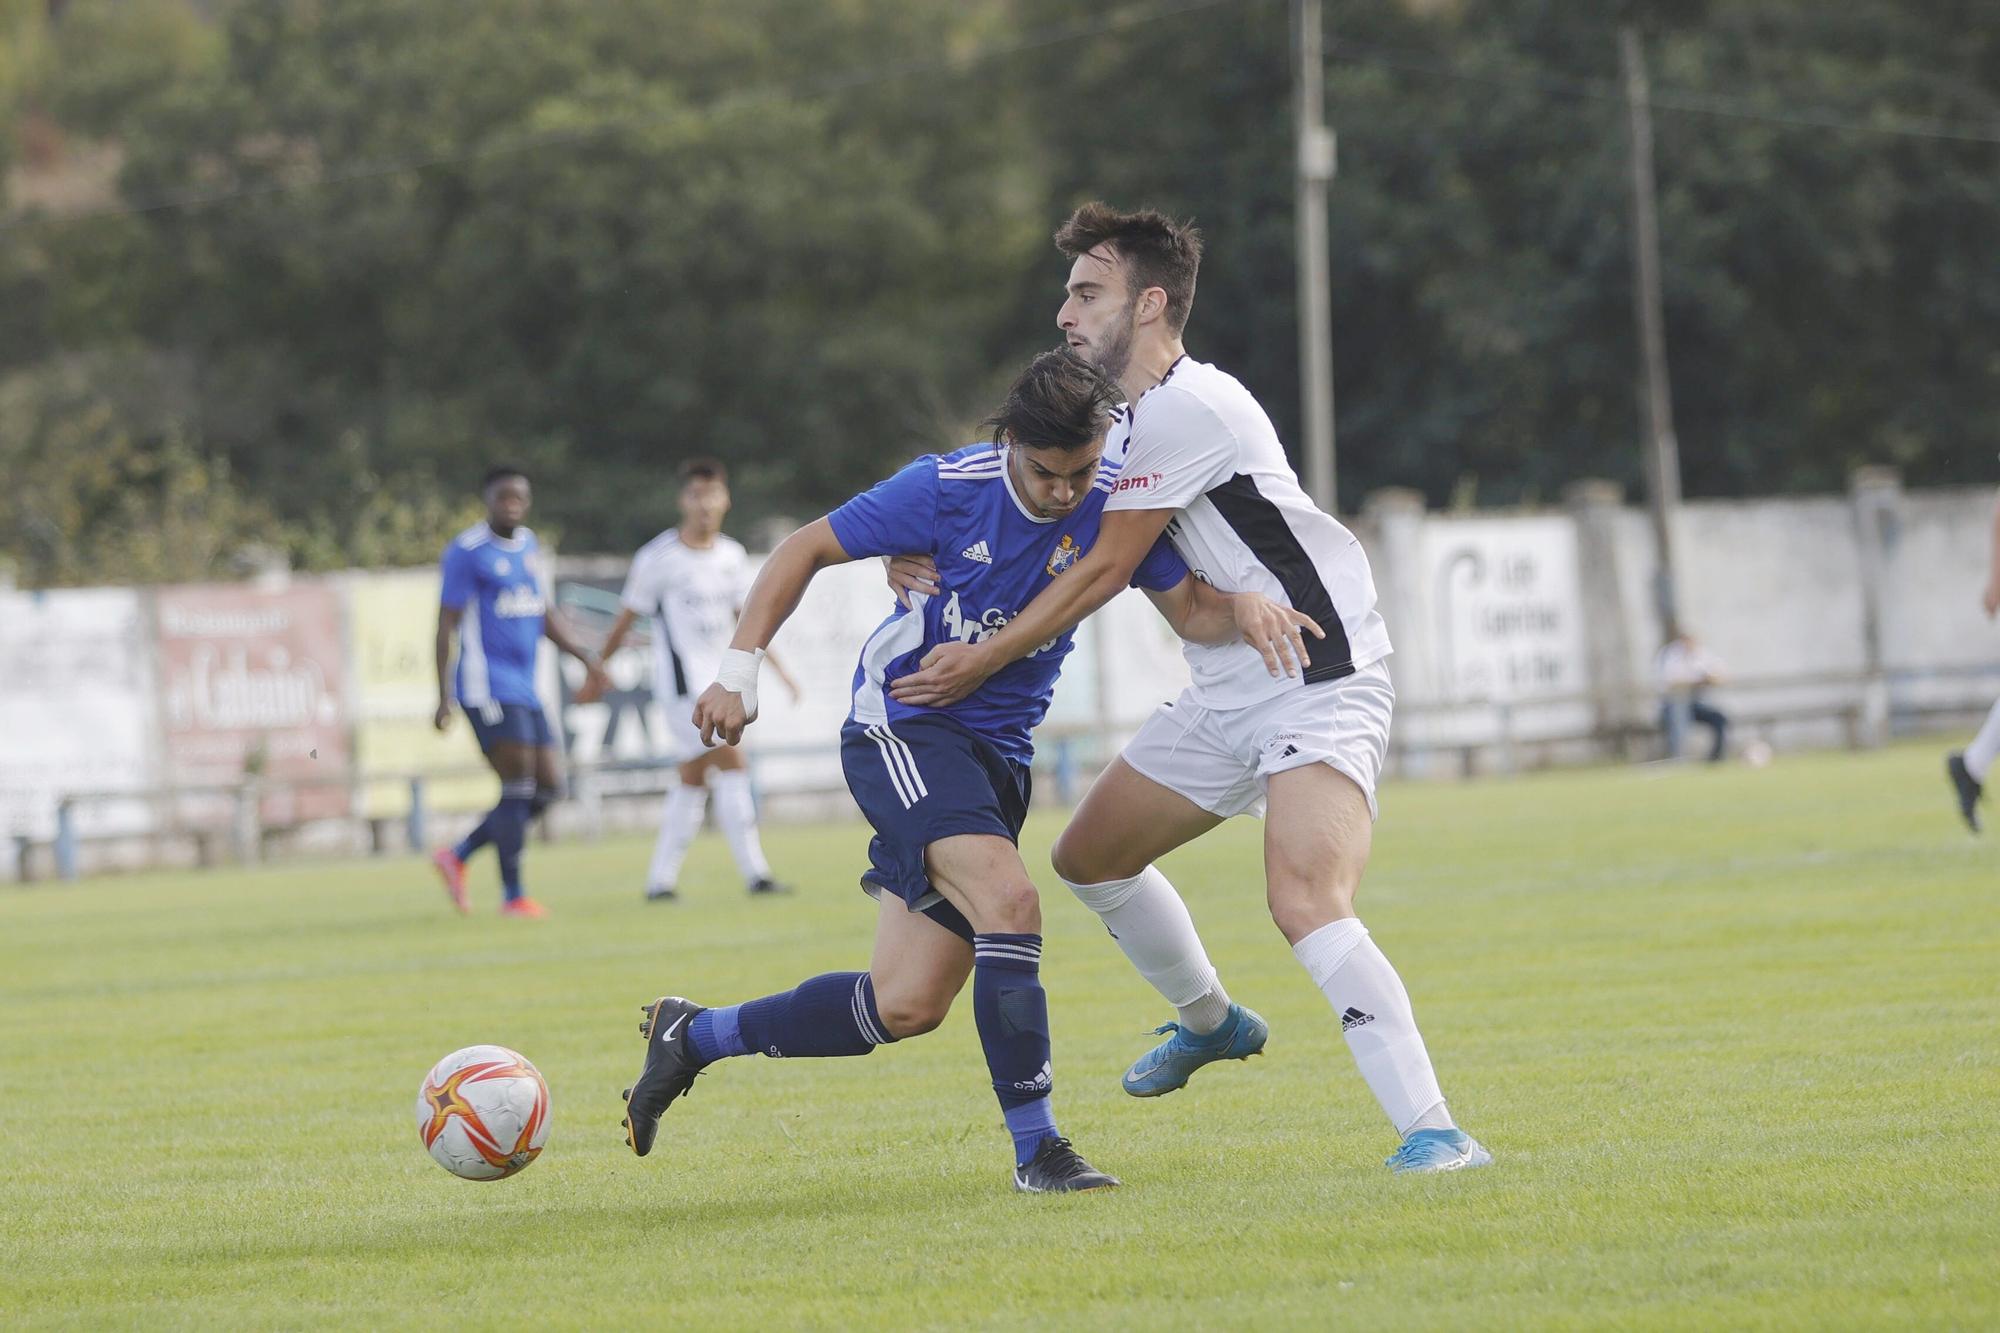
[415,1044,551,1180]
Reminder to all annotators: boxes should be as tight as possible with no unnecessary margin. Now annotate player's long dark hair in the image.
[982,347,1122,453]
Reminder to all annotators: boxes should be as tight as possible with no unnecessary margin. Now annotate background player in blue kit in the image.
[618,351,1319,1192]
[431,466,609,917]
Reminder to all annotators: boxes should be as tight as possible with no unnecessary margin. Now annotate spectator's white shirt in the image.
[1657,639,1723,693]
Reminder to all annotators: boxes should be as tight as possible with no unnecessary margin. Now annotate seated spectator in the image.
[1657,629,1728,762]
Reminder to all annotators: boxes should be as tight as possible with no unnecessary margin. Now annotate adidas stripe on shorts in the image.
[838,713,1032,943]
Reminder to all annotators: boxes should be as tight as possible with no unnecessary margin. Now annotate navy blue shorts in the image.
[839,715,1033,945]
[463,701,553,753]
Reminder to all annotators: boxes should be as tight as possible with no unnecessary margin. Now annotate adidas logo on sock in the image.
[1340,1006,1375,1031]
[1012,1059,1053,1093]
[961,540,994,564]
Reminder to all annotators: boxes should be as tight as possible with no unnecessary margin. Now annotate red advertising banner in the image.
[154,582,352,822]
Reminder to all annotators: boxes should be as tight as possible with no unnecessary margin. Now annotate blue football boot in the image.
[1121,1002,1268,1097]
[1385,1126,1493,1174]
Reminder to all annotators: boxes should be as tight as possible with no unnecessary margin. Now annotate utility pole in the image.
[1294,0,1338,513]
[1620,24,1683,636]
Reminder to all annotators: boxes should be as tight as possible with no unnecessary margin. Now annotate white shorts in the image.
[657,693,704,764]
[1118,657,1393,821]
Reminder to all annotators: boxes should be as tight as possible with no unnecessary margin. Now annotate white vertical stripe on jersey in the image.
[459,597,491,707]
[850,591,930,725]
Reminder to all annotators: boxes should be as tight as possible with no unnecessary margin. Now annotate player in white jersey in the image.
[1945,484,2000,832]
[890,203,1490,1173]
[594,458,799,900]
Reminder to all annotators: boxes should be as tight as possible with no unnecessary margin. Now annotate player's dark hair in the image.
[982,348,1123,453]
[679,457,728,486]
[1054,201,1203,334]
[482,465,530,492]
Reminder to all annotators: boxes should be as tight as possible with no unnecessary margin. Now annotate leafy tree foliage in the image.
[1,0,1995,586]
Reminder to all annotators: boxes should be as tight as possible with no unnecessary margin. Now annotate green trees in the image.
[3,0,1995,586]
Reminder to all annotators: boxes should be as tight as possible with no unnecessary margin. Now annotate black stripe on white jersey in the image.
[1203,474,1355,684]
[655,595,690,696]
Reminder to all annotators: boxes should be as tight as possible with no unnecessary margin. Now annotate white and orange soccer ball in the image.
[415,1044,551,1181]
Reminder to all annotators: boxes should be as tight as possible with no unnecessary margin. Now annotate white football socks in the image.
[648,781,709,891]
[1064,866,1232,1034]
[708,768,773,885]
[1965,698,2000,783]
[1292,917,1452,1135]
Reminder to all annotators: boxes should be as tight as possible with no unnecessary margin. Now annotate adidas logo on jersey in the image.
[961,540,994,564]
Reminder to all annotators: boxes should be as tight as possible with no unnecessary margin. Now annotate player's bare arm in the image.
[543,608,610,697]
[1148,577,1324,678]
[433,605,462,730]
[693,518,852,747]
[762,645,804,704]
[890,549,1317,676]
[1983,489,2000,618]
[596,607,641,662]
[889,507,1172,708]
[574,606,640,705]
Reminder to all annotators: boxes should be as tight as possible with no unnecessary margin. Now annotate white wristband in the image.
[715,648,765,719]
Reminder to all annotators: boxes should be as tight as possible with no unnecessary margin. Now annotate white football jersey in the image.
[1104,356,1392,709]
[618,529,753,704]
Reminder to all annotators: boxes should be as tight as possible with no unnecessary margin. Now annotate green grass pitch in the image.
[4,742,1996,1329]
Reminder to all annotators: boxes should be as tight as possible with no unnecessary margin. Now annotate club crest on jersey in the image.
[1046,535,1084,577]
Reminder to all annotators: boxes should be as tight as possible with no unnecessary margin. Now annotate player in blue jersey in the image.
[617,351,1319,1192]
[431,466,609,917]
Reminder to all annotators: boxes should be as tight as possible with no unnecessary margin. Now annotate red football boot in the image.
[430,848,469,915]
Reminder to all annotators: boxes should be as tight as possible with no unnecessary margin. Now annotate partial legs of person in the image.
[1659,697,1690,760]
[644,753,713,901]
[1690,696,1729,763]
[1945,697,2000,833]
[1051,758,1268,1096]
[620,893,967,1155]
[530,742,564,826]
[432,732,538,915]
[921,833,1117,1192]
[644,747,786,900]
[705,745,787,895]
[1265,762,1486,1173]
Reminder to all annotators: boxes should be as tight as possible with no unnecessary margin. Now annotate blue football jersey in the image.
[826,444,1189,764]
[440,523,548,708]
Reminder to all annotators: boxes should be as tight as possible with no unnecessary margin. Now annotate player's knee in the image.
[529,785,559,818]
[1266,877,1356,944]
[974,880,1042,935]
[1049,831,1097,886]
[1052,826,1145,885]
[874,987,952,1039]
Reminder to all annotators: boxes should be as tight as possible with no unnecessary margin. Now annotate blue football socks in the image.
[973,933,1059,1166]
[491,778,535,902]
[691,972,894,1065]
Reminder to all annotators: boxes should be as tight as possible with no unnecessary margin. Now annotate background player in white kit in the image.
[594,458,799,900]
[1945,482,2000,832]
[892,203,1491,1173]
